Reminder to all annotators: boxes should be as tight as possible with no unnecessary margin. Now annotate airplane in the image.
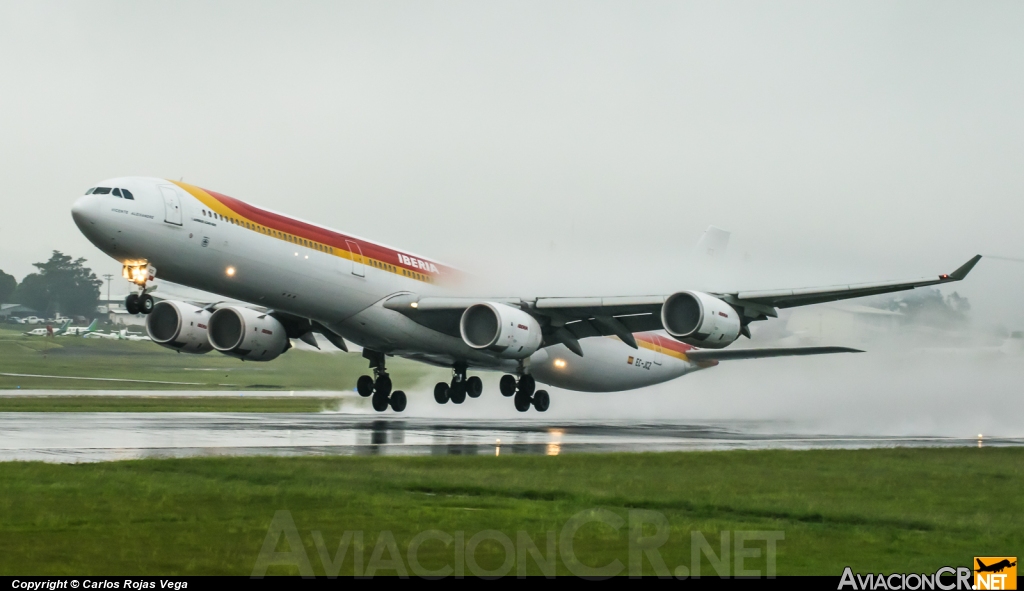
[117,328,151,342]
[62,318,100,336]
[82,327,147,341]
[71,177,981,413]
[23,319,71,337]
[976,558,1016,573]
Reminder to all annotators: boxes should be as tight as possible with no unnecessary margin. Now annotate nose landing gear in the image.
[123,262,157,316]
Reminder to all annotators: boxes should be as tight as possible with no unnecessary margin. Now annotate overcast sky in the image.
[3,2,1023,432]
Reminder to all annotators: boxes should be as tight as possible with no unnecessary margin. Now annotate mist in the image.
[2,2,1022,436]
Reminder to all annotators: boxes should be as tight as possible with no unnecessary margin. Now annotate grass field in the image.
[0,448,1020,576]
[0,396,348,412]
[0,326,441,391]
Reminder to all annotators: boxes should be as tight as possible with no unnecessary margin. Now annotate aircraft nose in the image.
[71,194,98,228]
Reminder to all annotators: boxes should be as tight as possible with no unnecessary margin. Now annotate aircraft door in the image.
[346,240,365,277]
[159,186,183,226]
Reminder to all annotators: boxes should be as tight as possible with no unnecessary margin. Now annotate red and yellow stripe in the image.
[171,180,460,286]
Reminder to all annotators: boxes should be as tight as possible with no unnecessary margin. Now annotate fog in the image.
[2,2,1022,435]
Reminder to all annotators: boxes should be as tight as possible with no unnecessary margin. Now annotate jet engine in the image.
[146,301,214,354]
[660,291,741,349]
[207,305,290,361]
[460,302,543,359]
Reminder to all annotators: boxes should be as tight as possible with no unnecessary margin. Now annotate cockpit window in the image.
[93,187,112,194]
[113,188,123,197]
[85,188,95,195]
[122,189,134,200]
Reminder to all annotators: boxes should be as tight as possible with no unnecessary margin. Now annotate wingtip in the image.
[947,254,982,281]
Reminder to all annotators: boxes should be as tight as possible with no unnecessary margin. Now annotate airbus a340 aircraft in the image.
[71,178,980,413]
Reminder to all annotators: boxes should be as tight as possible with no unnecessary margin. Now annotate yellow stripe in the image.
[170,180,439,285]
[635,336,690,361]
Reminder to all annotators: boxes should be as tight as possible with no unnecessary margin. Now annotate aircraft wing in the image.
[684,346,863,361]
[384,255,981,350]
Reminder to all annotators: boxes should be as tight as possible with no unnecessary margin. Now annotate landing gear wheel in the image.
[356,375,374,397]
[465,376,483,398]
[517,374,535,397]
[374,375,392,398]
[449,381,467,405]
[389,390,407,412]
[371,391,389,412]
[139,293,155,315]
[125,293,140,315]
[499,375,517,397]
[532,390,550,412]
[514,392,532,413]
[433,382,450,404]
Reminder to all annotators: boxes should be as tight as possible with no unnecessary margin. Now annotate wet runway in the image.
[1,413,1020,463]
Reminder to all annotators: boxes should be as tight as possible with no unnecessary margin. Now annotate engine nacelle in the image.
[661,291,741,349]
[460,302,543,359]
[208,306,290,361]
[146,301,214,354]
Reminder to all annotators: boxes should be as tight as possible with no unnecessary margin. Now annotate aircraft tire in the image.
[125,294,140,315]
[140,294,155,315]
[532,390,550,412]
[499,375,517,397]
[514,392,532,412]
[449,381,467,404]
[371,391,389,412]
[390,390,407,412]
[356,375,374,397]
[433,382,449,404]
[375,375,392,398]
[517,375,535,397]
[466,376,483,398]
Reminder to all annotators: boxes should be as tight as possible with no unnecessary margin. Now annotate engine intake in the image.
[146,301,213,354]
[460,302,543,359]
[208,306,290,361]
[661,291,741,349]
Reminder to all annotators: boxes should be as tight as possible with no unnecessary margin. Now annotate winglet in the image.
[946,255,982,281]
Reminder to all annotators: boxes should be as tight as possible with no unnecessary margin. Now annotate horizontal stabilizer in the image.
[685,346,863,361]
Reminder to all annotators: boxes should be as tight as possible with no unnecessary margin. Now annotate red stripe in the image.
[204,188,455,278]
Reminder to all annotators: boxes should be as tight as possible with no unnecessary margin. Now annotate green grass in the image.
[0,396,347,412]
[0,449,1020,576]
[0,326,442,391]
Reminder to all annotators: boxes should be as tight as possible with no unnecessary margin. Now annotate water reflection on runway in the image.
[1,413,1020,463]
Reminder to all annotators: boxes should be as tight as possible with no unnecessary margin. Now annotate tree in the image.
[12,251,103,317]
[0,269,15,303]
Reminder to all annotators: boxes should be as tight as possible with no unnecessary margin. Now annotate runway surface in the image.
[1,413,1020,463]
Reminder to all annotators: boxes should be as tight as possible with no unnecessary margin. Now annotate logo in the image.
[201,236,210,248]
[975,557,1016,590]
[397,253,439,274]
[627,356,634,365]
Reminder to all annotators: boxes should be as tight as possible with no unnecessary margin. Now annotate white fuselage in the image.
[71,177,708,392]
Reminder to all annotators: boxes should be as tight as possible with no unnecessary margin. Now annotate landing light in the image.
[554,359,566,369]
[410,302,419,309]
[226,267,236,277]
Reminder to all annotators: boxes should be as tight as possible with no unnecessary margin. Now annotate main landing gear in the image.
[357,350,406,413]
[501,374,549,413]
[434,367,549,412]
[433,363,482,405]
